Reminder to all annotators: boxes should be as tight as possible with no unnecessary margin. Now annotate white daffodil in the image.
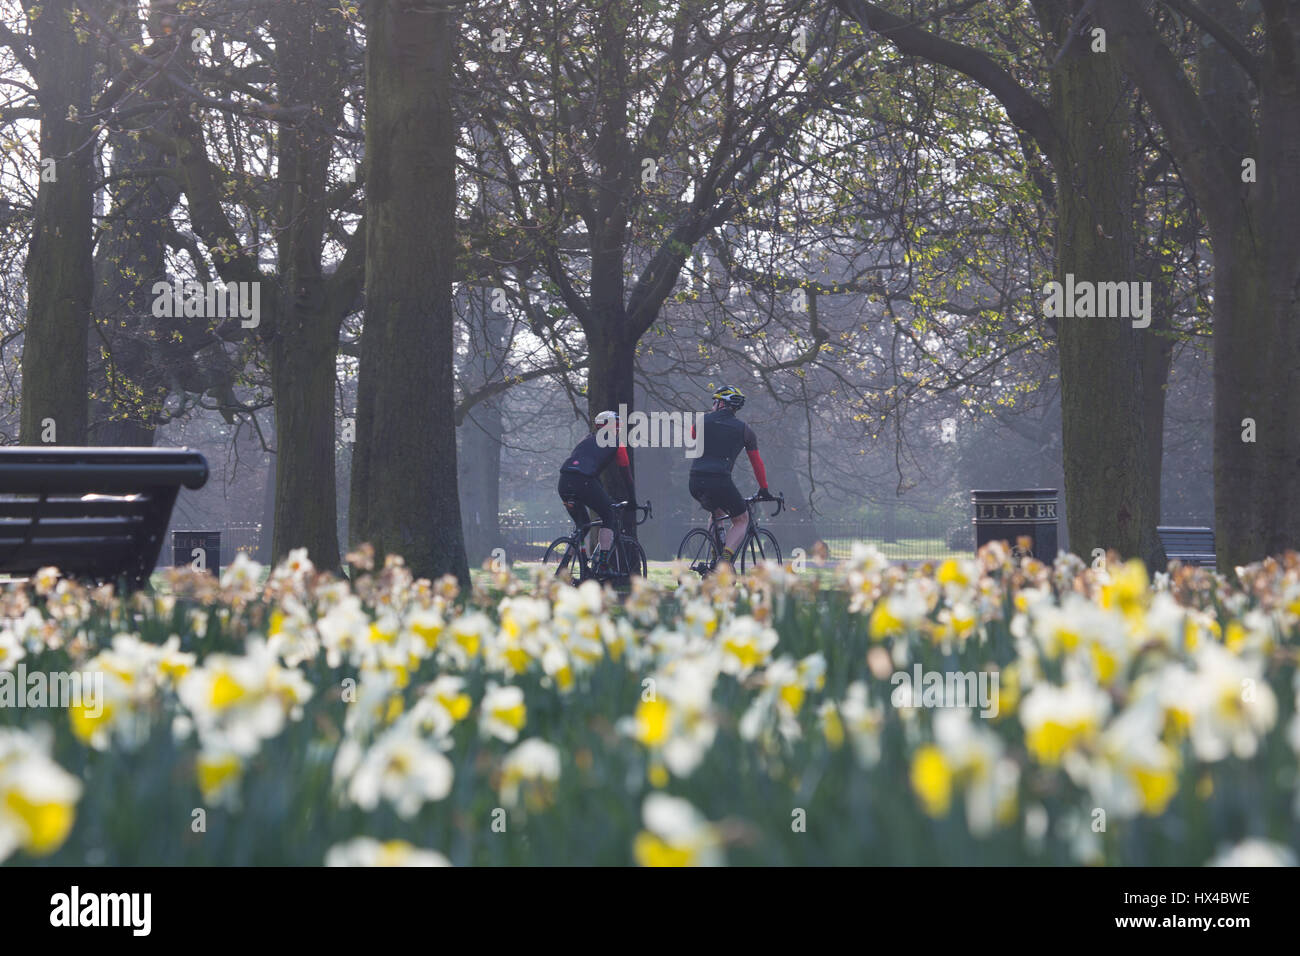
[479,683,527,743]
[1185,643,1277,762]
[0,726,82,862]
[633,793,724,867]
[1019,681,1110,766]
[839,681,885,769]
[317,595,371,668]
[1071,698,1180,819]
[219,552,264,601]
[177,640,313,756]
[325,837,451,867]
[718,616,778,677]
[1207,839,1297,867]
[498,738,562,809]
[342,727,454,819]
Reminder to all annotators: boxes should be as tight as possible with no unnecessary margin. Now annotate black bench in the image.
[1157,525,1216,570]
[0,447,208,590]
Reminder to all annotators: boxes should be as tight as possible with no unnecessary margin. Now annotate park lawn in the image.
[822,536,970,561]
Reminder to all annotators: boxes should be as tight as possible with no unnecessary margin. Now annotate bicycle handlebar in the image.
[746,491,784,518]
[611,499,653,525]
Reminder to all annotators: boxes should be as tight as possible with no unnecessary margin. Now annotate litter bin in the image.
[971,489,1058,561]
[173,530,221,577]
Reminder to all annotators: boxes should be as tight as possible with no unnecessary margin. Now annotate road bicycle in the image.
[676,491,784,574]
[542,499,652,584]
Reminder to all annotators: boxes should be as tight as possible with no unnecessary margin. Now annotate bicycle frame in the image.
[555,501,651,581]
[705,494,783,553]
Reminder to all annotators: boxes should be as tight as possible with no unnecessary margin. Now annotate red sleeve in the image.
[747,449,768,488]
[615,446,629,468]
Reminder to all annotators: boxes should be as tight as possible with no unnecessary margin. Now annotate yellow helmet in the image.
[712,385,745,410]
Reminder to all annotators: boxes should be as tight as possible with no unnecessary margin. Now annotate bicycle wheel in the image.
[542,537,582,585]
[676,528,719,576]
[619,537,648,578]
[601,536,645,582]
[739,528,782,571]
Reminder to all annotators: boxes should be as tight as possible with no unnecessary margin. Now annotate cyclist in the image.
[688,385,773,568]
[557,409,635,575]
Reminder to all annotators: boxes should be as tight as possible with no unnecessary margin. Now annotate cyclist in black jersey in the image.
[557,409,635,574]
[688,385,772,567]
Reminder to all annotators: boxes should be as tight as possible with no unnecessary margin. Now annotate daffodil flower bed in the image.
[1,543,1299,866]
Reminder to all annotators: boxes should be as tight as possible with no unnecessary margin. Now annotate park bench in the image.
[1156,525,1216,570]
[0,446,208,591]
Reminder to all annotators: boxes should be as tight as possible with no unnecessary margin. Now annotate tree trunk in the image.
[20,0,97,446]
[585,322,638,534]
[1050,37,1160,566]
[89,129,178,447]
[459,286,506,565]
[267,0,347,573]
[1137,265,1175,561]
[1202,2,1300,567]
[460,403,503,564]
[351,0,468,583]
[257,446,277,566]
[1094,0,1300,568]
[1214,225,1300,566]
[271,323,341,570]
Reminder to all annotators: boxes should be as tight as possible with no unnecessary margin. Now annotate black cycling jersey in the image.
[560,432,622,478]
[689,408,758,476]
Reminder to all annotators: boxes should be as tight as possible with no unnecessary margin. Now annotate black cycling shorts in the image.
[689,472,747,519]
[558,471,615,531]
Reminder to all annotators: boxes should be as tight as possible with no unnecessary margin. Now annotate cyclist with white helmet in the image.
[557,409,635,574]
[689,385,773,567]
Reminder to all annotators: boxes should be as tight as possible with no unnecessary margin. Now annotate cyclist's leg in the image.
[711,508,728,545]
[581,479,617,571]
[558,473,592,546]
[716,481,749,562]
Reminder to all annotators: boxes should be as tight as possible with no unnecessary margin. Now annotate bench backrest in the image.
[1156,525,1215,568]
[0,447,208,589]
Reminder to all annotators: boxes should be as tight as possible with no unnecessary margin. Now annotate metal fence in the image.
[223,523,263,566]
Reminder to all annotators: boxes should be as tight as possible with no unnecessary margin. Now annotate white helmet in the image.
[594,409,619,426]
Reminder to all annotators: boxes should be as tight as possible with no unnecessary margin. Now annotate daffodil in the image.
[480,683,527,743]
[1020,682,1110,766]
[0,727,82,862]
[632,794,723,867]
[498,738,561,810]
[340,727,454,819]
[325,837,451,867]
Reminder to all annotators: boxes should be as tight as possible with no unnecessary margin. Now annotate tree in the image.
[831,0,1165,565]
[471,0,873,529]
[18,0,98,445]
[1094,0,1300,567]
[350,0,468,583]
